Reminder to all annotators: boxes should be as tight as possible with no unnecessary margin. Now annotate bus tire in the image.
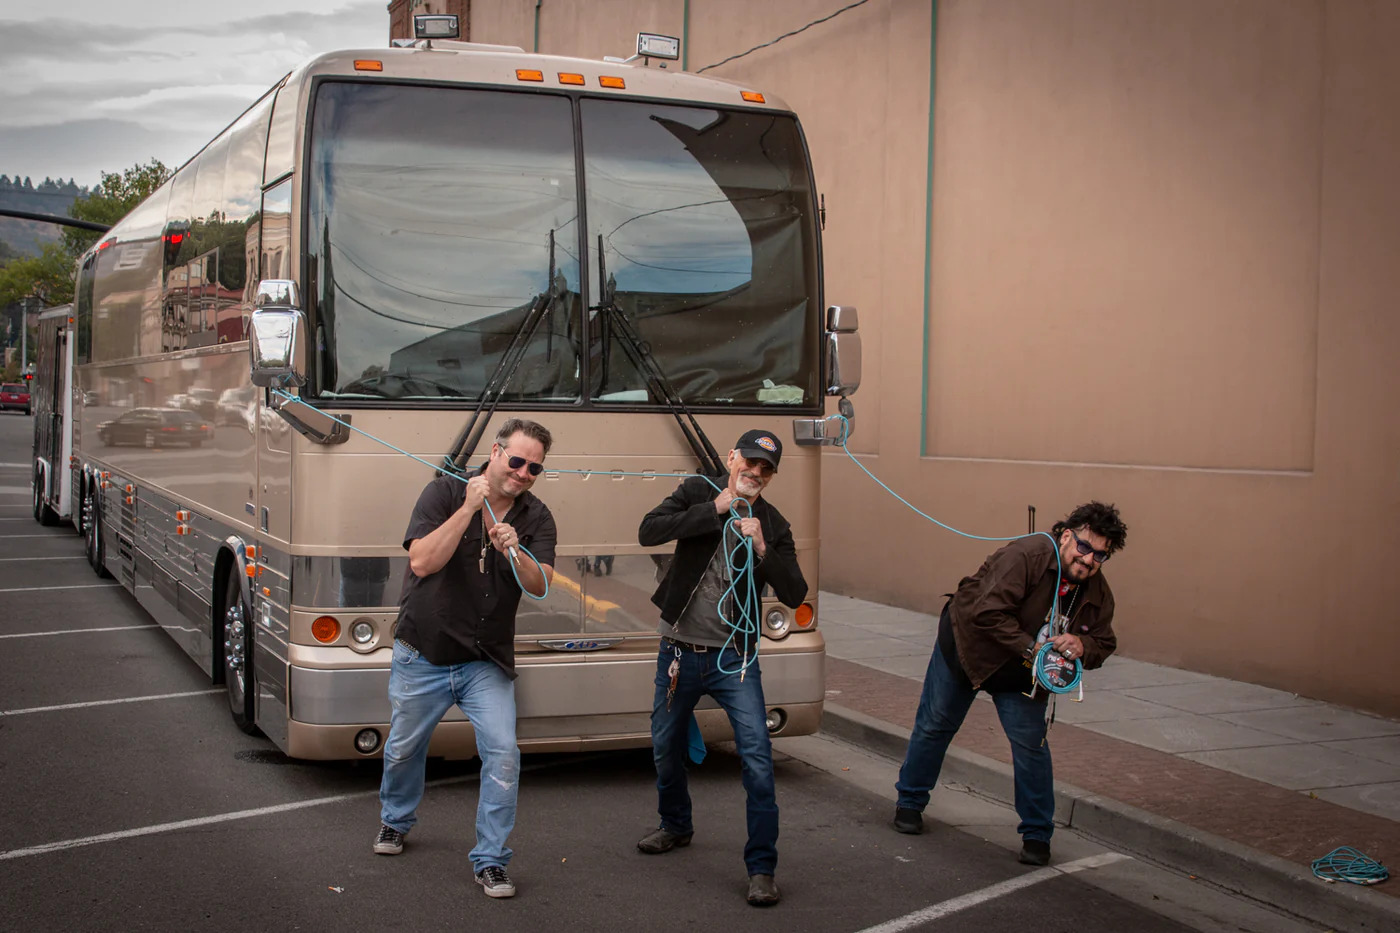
[221,565,259,735]
[85,486,113,579]
[32,466,58,526]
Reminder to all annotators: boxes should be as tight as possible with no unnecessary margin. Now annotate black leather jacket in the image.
[639,476,808,627]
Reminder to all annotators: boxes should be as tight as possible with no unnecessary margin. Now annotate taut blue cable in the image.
[828,414,1075,696]
[267,392,766,658]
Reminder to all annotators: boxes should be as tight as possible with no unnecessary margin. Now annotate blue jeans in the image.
[894,638,1055,842]
[379,640,520,872]
[651,643,779,875]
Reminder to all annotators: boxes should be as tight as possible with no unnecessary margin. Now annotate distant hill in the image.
[0,176,90,259]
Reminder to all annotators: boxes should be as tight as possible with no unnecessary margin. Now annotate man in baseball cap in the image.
[634,427,806,905]
[734,429,782,472]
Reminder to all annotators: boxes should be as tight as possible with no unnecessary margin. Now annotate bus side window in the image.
[75,254,96,364]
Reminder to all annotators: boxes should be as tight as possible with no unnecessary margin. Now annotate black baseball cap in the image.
[735,429,782,471]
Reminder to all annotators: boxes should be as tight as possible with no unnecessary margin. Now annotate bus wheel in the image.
[222,566,259,735]
[32,467,58,526]
[85,488,113,579]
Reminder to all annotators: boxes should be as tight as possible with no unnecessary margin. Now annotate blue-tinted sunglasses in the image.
[506,455,544,476]
[1070,530,1111,563]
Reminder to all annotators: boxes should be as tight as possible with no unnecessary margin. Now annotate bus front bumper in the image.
[283,636,826,760]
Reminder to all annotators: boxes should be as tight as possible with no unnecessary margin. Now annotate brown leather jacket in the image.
[948,535,1116,689]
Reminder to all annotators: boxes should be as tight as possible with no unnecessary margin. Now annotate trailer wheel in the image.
[85,486,113,579]
[221,565,260,735]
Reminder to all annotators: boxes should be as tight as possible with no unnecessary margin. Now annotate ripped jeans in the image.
[379,640,519,872]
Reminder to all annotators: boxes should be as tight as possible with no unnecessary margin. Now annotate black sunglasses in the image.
[506,455,544,476]
[1070,530,1111,563]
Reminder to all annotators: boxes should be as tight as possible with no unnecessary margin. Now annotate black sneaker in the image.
[373,824,404,855]
[893,807,924,834]
[475,865,516,898]
[1018,838,1051,866]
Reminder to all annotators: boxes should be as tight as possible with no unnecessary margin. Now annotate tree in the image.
[62,159,170,256]
[0,158,170,309]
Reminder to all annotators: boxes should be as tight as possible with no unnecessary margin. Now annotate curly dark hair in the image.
[1051,501,1127,554]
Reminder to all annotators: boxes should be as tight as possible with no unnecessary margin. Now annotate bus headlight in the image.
[354,729,381,754]
[764,608,790,638]
[351,620,375,644]
[765,708,787,733]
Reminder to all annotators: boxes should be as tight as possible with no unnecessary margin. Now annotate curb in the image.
[821,702,1400,933]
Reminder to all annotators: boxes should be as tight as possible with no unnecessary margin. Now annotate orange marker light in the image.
[312,616,342,643]
[516,69,544,82]
[558,72,585,85]
[794,603,815,629]
[245,545,257,560]
[598,75,626,89]
[740,90,766,104]
[353,60,383,72]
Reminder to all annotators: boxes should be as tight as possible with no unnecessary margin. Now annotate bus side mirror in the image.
[249,279,307,388]
[825,305,861,397]
[793,305,861,446]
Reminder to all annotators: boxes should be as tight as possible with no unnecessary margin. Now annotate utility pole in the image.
[20,297,29,372]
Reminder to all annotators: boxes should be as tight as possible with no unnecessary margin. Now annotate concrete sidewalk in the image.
[815,591,1400,933]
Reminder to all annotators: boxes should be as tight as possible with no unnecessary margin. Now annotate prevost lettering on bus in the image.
[38,31,860,759]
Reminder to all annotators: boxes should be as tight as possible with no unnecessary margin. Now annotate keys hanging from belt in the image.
[665,646,682,711]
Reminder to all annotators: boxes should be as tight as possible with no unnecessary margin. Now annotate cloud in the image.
[0,119,210,187]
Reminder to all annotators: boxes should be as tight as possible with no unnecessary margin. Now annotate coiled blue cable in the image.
[1311,847,1389,885]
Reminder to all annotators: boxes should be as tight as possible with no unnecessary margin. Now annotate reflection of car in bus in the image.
[46,22,860,760]
[98,407,212,447]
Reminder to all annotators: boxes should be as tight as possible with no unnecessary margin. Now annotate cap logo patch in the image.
[755,435,777,452]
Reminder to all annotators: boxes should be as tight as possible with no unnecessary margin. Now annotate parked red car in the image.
[0,382,30,415]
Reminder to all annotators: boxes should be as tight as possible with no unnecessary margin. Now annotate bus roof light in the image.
[740,91,766,104]
[558,73,585,86]
[636,33,680,61]
[414,13,459,40]
[516,69,544,82]
[354,60,384,72]
[599,76,626,89]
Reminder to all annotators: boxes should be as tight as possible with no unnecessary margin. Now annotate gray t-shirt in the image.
[658,543,734,648]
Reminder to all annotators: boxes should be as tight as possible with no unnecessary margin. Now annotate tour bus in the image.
[49,22,861,759]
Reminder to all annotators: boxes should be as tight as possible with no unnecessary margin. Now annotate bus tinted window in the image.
[582,100,820,408]
[306,82,582,403]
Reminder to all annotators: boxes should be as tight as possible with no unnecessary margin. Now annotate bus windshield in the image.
[307,82,820,408]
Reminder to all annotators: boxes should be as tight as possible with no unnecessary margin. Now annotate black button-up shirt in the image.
[394,469,557,677]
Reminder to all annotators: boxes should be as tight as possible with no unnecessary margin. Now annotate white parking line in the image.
[852,852,1132,933]
[0,624,159,639]
[0,755,592,863]
[1,688,221,717]
[0,584,121,593]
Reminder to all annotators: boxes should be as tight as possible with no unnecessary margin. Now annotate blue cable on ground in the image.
[1311,846,1389,885]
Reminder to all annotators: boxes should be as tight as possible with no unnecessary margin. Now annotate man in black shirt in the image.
[634,429,808,907]
[374,419,556,900]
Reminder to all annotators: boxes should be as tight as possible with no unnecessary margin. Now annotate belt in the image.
[663,636,711,653]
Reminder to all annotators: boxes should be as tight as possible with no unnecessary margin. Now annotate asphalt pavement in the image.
[0,411,1329,932]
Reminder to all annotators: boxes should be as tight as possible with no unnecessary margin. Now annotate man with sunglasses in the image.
[635,429,808,907]
[374,419,556,900]
[891,501,1127,866]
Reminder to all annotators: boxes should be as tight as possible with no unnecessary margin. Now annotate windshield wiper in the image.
[592,234,725,478]
[444,230,559,474]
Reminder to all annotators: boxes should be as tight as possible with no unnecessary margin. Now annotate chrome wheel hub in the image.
[225,603,246,681]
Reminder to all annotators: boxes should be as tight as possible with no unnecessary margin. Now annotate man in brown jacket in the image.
[891,502,1127,866]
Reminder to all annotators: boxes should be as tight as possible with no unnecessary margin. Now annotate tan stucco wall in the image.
[467,0,1400,717]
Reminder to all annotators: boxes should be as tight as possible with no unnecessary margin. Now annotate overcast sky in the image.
[0,1,388,189]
